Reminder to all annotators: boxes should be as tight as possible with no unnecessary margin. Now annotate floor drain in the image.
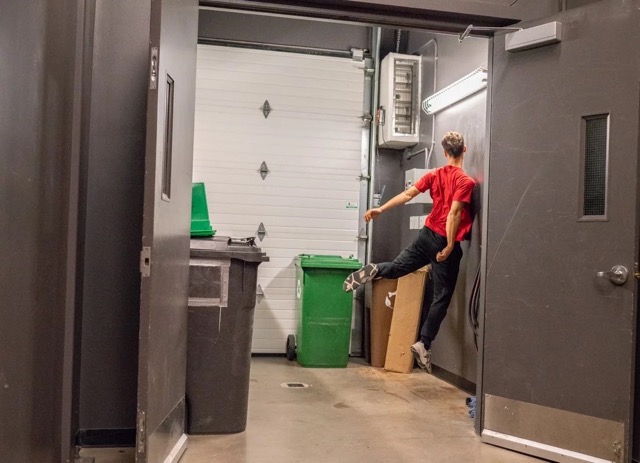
[281,382,310,388]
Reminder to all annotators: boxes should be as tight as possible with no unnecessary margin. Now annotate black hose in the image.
[468,265,481,351]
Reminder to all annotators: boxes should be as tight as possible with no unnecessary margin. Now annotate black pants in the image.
[377,227,462,350]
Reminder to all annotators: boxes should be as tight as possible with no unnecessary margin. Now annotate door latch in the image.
[149,47,158,90]
[140,247,151,277]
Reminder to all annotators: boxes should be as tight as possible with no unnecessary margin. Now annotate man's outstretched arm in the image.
[364,186,420,223]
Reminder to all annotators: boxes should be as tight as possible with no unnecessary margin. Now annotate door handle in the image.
[596,265,628,285]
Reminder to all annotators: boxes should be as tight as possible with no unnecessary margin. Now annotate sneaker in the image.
[411,341,432,374]
[343,263,379,292]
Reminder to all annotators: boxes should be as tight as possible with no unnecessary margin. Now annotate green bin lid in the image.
[295,254,362,269]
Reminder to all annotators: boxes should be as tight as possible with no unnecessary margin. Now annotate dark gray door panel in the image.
[482,1,640,462]
[136,1,198,462]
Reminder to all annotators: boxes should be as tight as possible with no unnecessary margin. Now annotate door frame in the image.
[62,1,554,460]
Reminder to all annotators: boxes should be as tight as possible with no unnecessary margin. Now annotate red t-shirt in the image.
[414,165,475,241]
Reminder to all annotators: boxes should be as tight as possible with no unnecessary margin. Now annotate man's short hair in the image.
[441,131,465,157]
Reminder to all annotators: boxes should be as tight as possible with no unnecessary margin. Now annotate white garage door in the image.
[193,45,365,353]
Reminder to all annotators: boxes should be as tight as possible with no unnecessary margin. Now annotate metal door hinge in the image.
[364,57,375,76]
[351,48,365,62]
[149,47,158,90]
[137,411,146,454]
[140,247,151,277]
[635,271,640,280]
[352,50,375,75]
[359,174,371,181]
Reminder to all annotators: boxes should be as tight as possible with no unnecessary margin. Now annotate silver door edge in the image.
[483,394,624,462]
[475,35,495,436]
[162,434,188,463]
[482,430,611,463]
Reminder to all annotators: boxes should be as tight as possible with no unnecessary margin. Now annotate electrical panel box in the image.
[405,168,433,204]
[378,53,421,149]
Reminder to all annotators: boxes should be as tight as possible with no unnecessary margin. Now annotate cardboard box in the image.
[364,305,371,364]
[384,267,429,373]
[370,278,398,368]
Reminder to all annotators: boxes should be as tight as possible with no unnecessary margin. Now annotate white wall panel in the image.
[194,45,364,353]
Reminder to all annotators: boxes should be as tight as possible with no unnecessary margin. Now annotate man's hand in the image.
[440,200,464,262]
[363,187,419,223]
[364,208,383,223]
[436,246,453,262]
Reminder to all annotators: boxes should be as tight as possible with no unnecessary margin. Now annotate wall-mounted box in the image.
[378,53,421,149]
[405,168,433,204]
[505,22,562,53]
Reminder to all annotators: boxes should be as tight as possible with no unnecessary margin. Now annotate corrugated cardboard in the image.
[370,279,398,367]
[364,305,371,364]
[384,267,429,373]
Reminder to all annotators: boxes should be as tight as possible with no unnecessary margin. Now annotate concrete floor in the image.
[83,357,545,463]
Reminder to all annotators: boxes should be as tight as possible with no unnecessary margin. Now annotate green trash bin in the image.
[191,182,215,237]
[290,255,362,368]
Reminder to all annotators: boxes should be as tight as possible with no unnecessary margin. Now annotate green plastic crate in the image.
[294,255,362,368]
[191,183,215,237]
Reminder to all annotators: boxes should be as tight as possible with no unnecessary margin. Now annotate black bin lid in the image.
[190,236,269,263]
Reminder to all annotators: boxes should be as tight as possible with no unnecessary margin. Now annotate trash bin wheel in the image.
[286,334,296,361]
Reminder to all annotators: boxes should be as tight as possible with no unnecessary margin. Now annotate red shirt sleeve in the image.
[453,177,475,204]
[414,171,435,193]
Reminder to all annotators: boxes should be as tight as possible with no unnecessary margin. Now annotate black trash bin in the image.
[187,236,268,434]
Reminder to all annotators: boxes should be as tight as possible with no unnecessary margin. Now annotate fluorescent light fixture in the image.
[422,67,488,115]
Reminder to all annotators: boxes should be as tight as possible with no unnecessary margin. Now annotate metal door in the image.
[136,1,198,462]
[481,1,640,462]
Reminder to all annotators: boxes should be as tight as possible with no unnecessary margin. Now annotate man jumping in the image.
[344,131,476,374]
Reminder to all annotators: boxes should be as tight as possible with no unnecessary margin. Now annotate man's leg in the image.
[343,227,434,292]
[411,228,462,373]
[419,243,462,350]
